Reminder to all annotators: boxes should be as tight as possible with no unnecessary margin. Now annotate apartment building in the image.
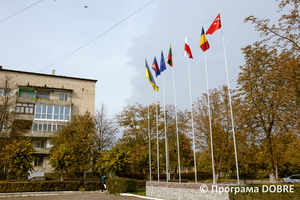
[0,67,97,176]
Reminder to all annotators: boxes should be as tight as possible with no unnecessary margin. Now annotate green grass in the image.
[130,188,146,196]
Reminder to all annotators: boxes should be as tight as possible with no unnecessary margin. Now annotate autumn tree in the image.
[117,103,163,176]
[49,112,95,178]
[95,143,131,177]
[49,142,75,181]
[237,43,295,183]
[163,105,193,177]
[117,103,193,180]
[245,0,300,53]
[194,85,238,183]
[241,0,300,182]
[1,139,34,180]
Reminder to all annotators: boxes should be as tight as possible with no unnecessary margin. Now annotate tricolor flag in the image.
[206,14,221,35]
[145,59,159,92]
[167,44,173,67]
[152,56,161,77]
[160,51,166,72]
[184,36,193,59]
[200,27,210,52]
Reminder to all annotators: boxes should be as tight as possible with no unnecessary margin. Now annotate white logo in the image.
[200,184,208,193]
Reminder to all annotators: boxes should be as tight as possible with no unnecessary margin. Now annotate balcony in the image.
[17,97,72,107]
[14,113,34,121]
[17,97,35,104]
[33,148,50,155]
[24,131,56,138]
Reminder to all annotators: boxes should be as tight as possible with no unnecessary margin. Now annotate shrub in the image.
[106,178,137,194]
[0,181,101,193]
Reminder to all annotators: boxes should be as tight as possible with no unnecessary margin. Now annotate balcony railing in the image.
[17,97,72,106]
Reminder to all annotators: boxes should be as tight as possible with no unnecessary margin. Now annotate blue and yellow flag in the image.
[145,59,159,92]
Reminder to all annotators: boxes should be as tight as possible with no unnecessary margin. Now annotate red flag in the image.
[206,14,221,35]
[184,36,193,59]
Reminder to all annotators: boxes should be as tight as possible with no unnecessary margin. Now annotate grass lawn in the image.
[130,188,146,196]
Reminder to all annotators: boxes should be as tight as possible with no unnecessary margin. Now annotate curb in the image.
[121,193,165,200]
[0,191,103,198]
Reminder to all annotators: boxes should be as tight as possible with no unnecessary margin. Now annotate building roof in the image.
[0,68,98,82]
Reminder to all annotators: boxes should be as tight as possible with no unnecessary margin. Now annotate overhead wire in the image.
[37,0,155,72]
[0,0,43,23]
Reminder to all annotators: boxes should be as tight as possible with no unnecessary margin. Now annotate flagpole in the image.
[221,19,240,185]
[172,64,181,183]
[186,57,197,183]
[204,51,216,184]
[147,64,152,182]
[162,71,169,182]
[156,89,160,182]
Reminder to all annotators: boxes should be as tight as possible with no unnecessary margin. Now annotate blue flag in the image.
[160,51,166,72]
[152,56,161,77]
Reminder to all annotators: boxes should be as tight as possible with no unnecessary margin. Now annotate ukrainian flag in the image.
[145,59,159,92]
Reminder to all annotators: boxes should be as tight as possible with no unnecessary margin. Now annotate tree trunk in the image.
[215,170,220,183]
[268,161,276,183]
[61,172,64,181]
[173,166,177,180]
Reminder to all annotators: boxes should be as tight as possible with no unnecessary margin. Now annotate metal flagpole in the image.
[156,89,160,182]
[172,65,181,183]
[204,52,216,184]
[186,57,197,183]
[147,71,152,182]
[162,72,169,182]
[221,21,240,185]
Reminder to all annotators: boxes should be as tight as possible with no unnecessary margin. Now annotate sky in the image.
[0,0,281,117]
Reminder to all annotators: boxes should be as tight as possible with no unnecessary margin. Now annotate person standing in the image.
[101,175,106,192]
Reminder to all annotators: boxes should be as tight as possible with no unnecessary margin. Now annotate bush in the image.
[106,178,137,194]
[0,181,101,193]
[229,184,300,200]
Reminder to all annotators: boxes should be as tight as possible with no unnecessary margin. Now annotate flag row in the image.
[145,14,221,91]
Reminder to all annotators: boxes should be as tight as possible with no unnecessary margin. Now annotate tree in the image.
[245,0,300,53]
[49,111,95,178]
[240,0,300,182]
[237,43,293,183]
[94,104,118,151]
[1,139,34,180]
[117,103,163,175]
[117,103,193,179]
[0,74,14,140]
[194,86,237,183]
[163,105,193,176]
[49,142,75,181]
[95,144,131,177]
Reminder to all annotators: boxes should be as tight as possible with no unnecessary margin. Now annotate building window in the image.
[15,103,34,114]
[35,105,70,121]
[33,122,65,132]
[34,141,45,148]
[34,156,43,167]
[0,88,11,97]
[19,89,35,98]
[20,92,31,98]
[59,94,68,101]
[37,92,50,99]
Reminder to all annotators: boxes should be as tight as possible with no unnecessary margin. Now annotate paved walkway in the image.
[0,191,160,200]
